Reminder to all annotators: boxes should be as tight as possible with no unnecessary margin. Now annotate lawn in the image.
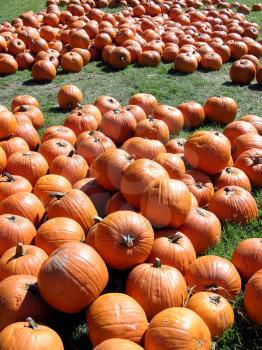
[0,0,261,349]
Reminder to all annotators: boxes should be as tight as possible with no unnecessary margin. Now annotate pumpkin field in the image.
[0,0,261,349]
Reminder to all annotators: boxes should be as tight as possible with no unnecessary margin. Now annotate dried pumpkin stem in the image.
[121,234,135,248]
[3,172,15,182]
[7,215,17,223]
[16,243,25,257]
[153,258,161,268]
[168,234,183,244]
[26,317,39,330]
[68,150,75,157]
[49,192,66,199]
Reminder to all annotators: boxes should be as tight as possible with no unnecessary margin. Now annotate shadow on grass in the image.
[168,67,192,76]
[248,84,262,91]
[222,81,237,87]
[48,106,65,114]
[22,78,51,86]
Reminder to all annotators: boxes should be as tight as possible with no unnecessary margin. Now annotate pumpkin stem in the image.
[56,141,66,147]
[127,155,135,161]
[153,257,161,268]
[148,116,154,121]
[15,243,25,257]
[195,181,204,189]
[94,216,102,223]
[76,103,83,109]
[121,234,135,248]
[7,215,17,223]
[209,295,221,305]
[49,192,66,199]
[253,156,262,165]
[26,317,39,330]
[2,172,15,182]
[225,167,233,174]
[196,208,205,217]
[26,283,38,294]
[224,187,232,195]
[68,150,75,157]
[22,152,31,157]
[18,105,30,112]
[214,131,220,136]
[89,130,96,136]
[168,234,183,244]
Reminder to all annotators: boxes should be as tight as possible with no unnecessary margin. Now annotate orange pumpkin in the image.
[57,84,83,110]
[93,339,144,350]
[214,167,251,191]
[121,137,166,160]
[235,148,262,187]
[38,138,75,166]
[244,269,262,325]
[203,96,237,124]
[176,101,205,128]
[134,117,169,144]
[153,153,185,179]
[0,173,32,202]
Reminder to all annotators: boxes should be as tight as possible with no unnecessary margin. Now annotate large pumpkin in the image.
[0,275,51,331]
[0,138,29,158]
[128,93,158,116]
[153,153,185,179]
[126,258,188,320]
[0,318,64,350]
[86,293,148,346]
[186,292,234,337]
[95,211,154,270]
[214,167,251,191]
[144,307,211,350]
[35,217,85,255]
[0,173,32,203]
[244,269,262,325]
[93,338,144,350]
[120,159,169,209]
[208,186,258,224]
[38,242,108,313]
[134,117,169,144]
[0,111,16,140]
[235,148,262,187]
[121,137,166,160]
[176,101,205,128]
[140,178,191,228]
[203,96,237,124]
[185,255,242,300]
[38,138,75,166]
[223,120,258,144]
[184,131,231,174]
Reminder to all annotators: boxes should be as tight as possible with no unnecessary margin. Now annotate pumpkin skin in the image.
[178,208,221,254]
[148,231,196,275]
[165,138,186,154]
[0,275,52,331]
[11,95,39,111]
[135,117,170,145]
[185,255,242,300]
[186,292,234,338]
[121,159,169,209]
[0,173,32,203]
[49,151,88,185]
[235,148,262,187]
[128,93,158,116]
[0,214,36,256]
[38,242,108,313]
[95,211,154,270]
[214,167,251,191]
[90,149,134,192]
[6,151,49,186]
[232,134,262,160]
[208,186,258,224]
[86,293,148,347]
[31,60,57,82]
[0,243,48,282]
[0,111,17,140]
[240,115,262,136]
[64,110,98,136]
[153,105,183,135]
[0,192,45,227]
[94,96,121,116]
[126,258,188,320]
[0,138,29,158]
[203,96,237,124]
[38,138,75,166]
[176,101,205,129]
[57,84,83,110]
[144,307,211,350]
[244,269,262,325]
[47,189,97,233]
[105,192,135,215]
[121,137,166,160]
[0,318,64,350]
[153,153,185,179]
[13,105,44,130]
[0,147,6,174]
[232,238,262,281]
[13,122,40,150]
[35,217,85,255]
[41,125,77,145]
[140,178,191,229]
[93,338,144,350]
[223,120,258,144]
[184,131,231,174]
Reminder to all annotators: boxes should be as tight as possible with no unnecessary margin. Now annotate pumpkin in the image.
[148,231,196,275]
[38,138,74,166]
[0,275,51,331]
[41,125,77,145]
[94,33,112,50]
[13,122,40,150]
[0,137,29,158]
[0,54,18,75]
[181,170,214,207]
[165,138,186,154]
[232,134,262,160]
[57,84,83,110]
[121,159,169,209]
[31,60,56,81]
[33,174,72,207]
[94,96,121,116]
[100,109,137,144]
[6,151,48,186]
[126,258,188,320]
[228,40,248,60]
[232,238,262,281]
[201,52,223,70]
[86,293,148,346]
[0,173,32,202]
[178,208,221,254]
[230,59,256,84]
[176,101,205,128]
[153,153,185,179]
[105,192,135,215]
[184,131,231,174]
[223,120,258,144]
[214,167,251,191]
[50,151,88,185]
[257,65,262,84]
[186,292,234,337]
[13,105,44,130]
[95,211,154,270]
[134,117,169,144]
[153,105,183,135]
[90,149,133,191]
[71,104,102,125]
[122,105,146,123]
[138,50,161,67]
[64,110,98,136]
[185,255,242,300]
[0,243,48,282]
[69,28,90,49]
[0,147,7,174]
[241,54,259,70]
[174,52,198,73]
[73,177,110,217]
[0,317,64,350]
[162,44,179,63]
[0,214,36,256]
[61,51,83,72]
[109,46,131,69]
[0,192,45,227]
[11,95,39,112]
[209,186,258,224]
[93,338,144,350]
[128,93,158,116]
[141,178,191,228]
[244,269,262,325]
[240,115,262,135]
[203,96,237,124]
[0,111,16,140]
[235,148,262,187]
[38,242,108,313]
[144,307,211,350]
[121,137,166,160]
[47,189,97,233]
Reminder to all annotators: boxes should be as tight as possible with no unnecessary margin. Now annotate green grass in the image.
[0,0,261,349]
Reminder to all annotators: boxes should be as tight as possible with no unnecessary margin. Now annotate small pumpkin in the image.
[128,93,158,116]
[11,95,39,112]
[31,60,57,81]
[0,138,29,158]
[13,122,40,150]
[223,120,258,144]
[13,105,44,130]
[41,125,77,145]
[153,105,184,135]
[61,51,83,72]
[176,101,205,129]
[153,152,185,179]
[121,137,166,160]
[240,115,262,136]
[0,111,17,140]
[57,84,83,110]
[94,95,121,116]
[134,117,169,144]
[105,192,135,215]
[64,110,98,136]
[235,148,262,187]
[38,138,74,166]
[244,269,262,325]
[230,59,256,84]
[203,96,237,124]
[165,138,186,154]
[214,167,251,191]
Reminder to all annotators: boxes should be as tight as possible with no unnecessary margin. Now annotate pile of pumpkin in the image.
[0,0,262,80]
[0,86,261,349]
